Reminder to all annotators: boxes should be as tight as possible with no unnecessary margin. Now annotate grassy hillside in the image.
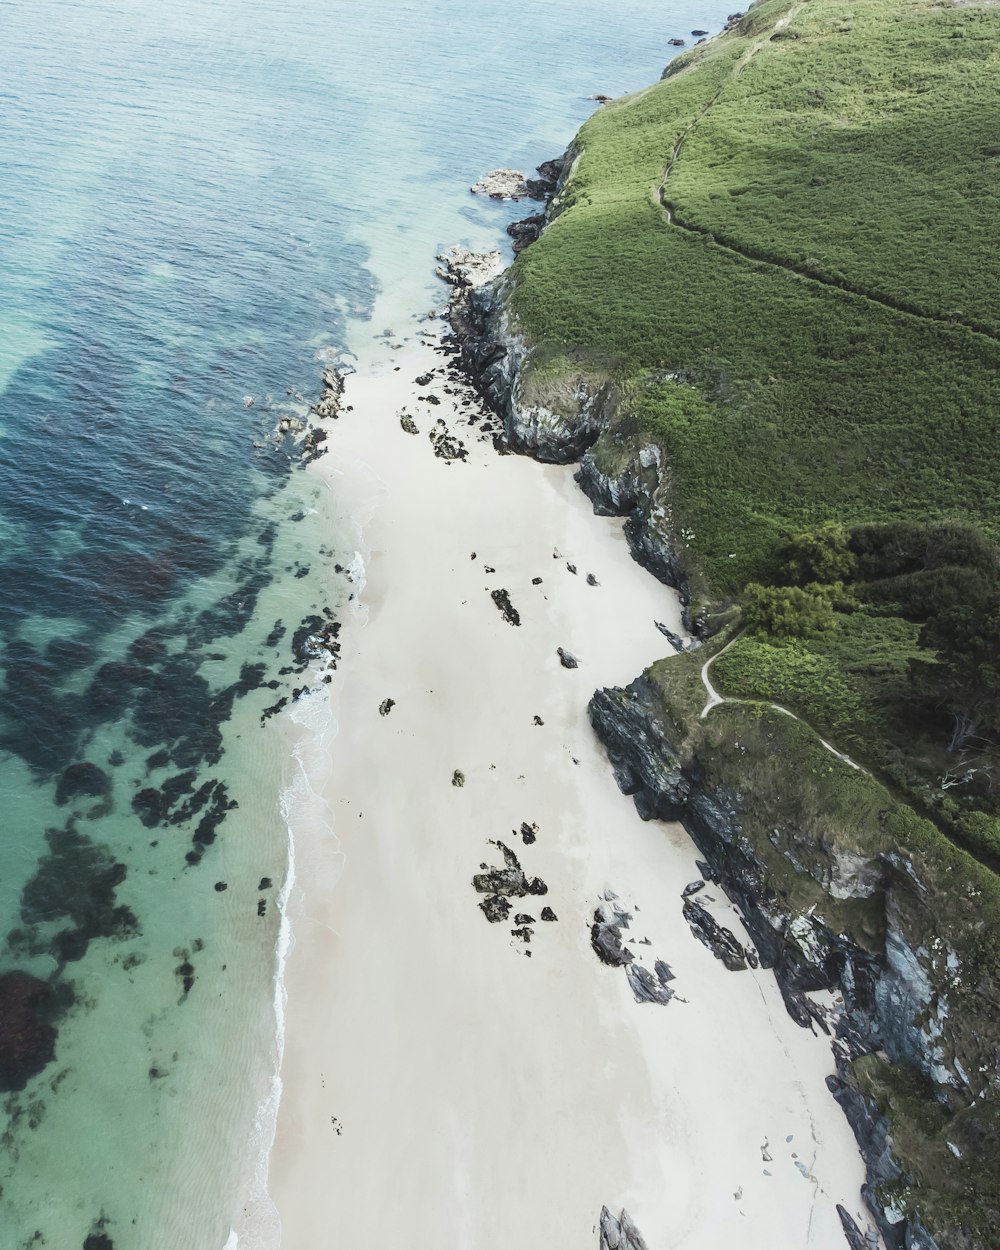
[511,0,1000,594]
[509,0,1000,853]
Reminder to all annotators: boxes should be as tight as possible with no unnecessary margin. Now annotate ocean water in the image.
[0,2,736,1247]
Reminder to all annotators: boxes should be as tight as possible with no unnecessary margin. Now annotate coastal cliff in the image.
[587,672,998,1248]
[450,0,1000,1242]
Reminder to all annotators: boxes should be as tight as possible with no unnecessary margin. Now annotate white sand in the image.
[266,323,880,1249]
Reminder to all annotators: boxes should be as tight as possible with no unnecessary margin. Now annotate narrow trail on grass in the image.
[655,7,1000,346]
[698,636,871,776]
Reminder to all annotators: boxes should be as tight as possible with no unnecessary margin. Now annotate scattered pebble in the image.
[379,697,396,716]
[452,769,465,787]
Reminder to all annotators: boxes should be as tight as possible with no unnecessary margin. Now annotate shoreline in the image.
[262,311,879,1247]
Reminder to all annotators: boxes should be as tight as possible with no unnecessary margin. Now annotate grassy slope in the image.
[508,1,1000,1241]
[511,0,1000,597]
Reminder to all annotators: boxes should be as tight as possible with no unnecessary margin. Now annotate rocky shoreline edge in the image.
[442,173,952,1250]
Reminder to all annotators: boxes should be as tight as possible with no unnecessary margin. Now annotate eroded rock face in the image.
[587,675,979,1249]
[599,1206,649,1250]
[0,970,58,1092]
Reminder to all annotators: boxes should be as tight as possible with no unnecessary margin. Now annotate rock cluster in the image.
[471,161,561,202]
[591,894,634,966]
[472,837,550,943]
[311,366,344,420]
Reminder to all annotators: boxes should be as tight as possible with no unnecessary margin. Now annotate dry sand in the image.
[266,320,881,1249]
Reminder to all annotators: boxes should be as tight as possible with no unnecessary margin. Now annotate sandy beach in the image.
[266,316,879,1249]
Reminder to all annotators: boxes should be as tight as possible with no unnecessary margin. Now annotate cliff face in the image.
[454,277,696,624]
[588,676,999,1250]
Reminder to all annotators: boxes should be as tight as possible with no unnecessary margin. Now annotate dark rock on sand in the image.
[379,698,396,716]
[837,1204,869,1250]
[479,894,512,923]
[683,897,748,971]
[557,647,579,668]
[540,906,557,922]
[626,962,676,1005]
[491,588,521,626]
[600,1206,649,1250]
[591,897,634,967]
[429,418,467,461]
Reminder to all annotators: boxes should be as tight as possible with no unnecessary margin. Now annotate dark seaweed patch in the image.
[85,662,154,720]
[14,822,139,965]
[45,638,97,670]
[0,641,84,774]
[0,971,59,1093]
[55,763,110,809]
[189,567,271,646]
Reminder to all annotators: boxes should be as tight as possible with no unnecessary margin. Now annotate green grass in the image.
[510,0,1000,597]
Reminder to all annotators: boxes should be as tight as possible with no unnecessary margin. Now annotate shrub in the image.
[743,583,837,639]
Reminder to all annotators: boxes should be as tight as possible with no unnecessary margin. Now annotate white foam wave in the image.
[228,683,344,1250]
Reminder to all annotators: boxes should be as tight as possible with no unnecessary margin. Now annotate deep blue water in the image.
[0,2,736,1246]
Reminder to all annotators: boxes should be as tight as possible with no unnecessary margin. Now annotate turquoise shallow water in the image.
[0,2,736,1246]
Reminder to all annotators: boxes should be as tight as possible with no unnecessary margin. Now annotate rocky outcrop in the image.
[575,443,695,623]
[586,674,994,1249]
[446,189,697,624]
[599,1206,649,1250]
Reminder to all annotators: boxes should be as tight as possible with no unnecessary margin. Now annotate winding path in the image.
[698,636,871,776]
[655,7,1000,345]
